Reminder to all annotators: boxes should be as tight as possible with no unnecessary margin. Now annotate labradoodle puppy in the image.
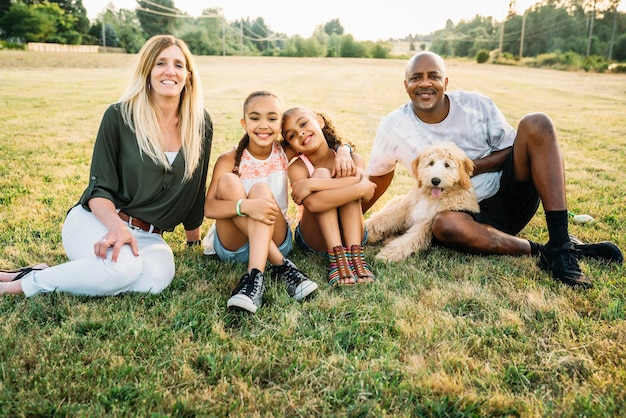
[365,142,479,261]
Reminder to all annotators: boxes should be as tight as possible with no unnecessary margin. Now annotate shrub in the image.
[502,51,517,61]
[582,55,608,73]
[533,53,560,67]
[0,40,25,50]
[476,49,489,63]
[608,62,626,73]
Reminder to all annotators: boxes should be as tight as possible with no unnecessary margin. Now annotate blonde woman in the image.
[1,35,213,297]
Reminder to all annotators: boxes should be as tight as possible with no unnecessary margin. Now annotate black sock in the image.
[545,210,570,247]
[528,240,544,256]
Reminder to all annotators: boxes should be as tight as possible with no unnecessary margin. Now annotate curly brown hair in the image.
[317,112,356,153]
[281,107,356,153]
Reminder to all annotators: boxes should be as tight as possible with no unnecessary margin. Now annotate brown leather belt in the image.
[118,210,162,235]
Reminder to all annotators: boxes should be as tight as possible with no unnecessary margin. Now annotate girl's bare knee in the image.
[248,181,272,198]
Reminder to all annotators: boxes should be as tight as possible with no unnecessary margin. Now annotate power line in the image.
[133,1,285,55]
[135,2,286,42]
[241,32,286,42]
[137,0,179,14]
[135,0,221,19]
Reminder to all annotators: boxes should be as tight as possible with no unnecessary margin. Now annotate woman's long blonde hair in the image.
[119,35,205,181]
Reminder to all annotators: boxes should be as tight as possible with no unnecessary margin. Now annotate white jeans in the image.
[20,205,175,297]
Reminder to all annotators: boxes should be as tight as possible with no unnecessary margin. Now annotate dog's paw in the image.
[374,251,392,262]
[367,231,383,243]
[375,247,410,262]
[365,221,384,243]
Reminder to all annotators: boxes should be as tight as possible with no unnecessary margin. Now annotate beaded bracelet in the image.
[236,198,246,217]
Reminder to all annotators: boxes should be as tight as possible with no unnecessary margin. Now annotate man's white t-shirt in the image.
[366,90,516,202]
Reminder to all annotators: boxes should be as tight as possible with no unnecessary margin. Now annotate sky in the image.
[83,0,626,41]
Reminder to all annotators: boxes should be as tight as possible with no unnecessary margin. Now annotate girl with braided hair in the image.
[282,106,377,287]
[203,91,354,312]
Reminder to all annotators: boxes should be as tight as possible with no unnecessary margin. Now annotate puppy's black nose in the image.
[431,177,441,186]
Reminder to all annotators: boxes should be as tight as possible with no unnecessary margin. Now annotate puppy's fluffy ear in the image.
[459,156,474,190]
[412,155,422,187]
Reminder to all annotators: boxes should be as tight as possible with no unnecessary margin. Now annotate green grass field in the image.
[1,50,625,417]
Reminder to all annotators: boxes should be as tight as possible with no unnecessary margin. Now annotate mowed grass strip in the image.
[0,51,625,417]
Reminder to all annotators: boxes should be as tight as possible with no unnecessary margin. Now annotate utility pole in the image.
[608,3,618,60]
[102,16,106,53]
[498,19,505,59]
[499,0,516,59]
[586,0,596,57]
[519,10,526,60]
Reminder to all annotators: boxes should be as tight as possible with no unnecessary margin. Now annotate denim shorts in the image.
[294,224,368,257]
[215,227,293,263]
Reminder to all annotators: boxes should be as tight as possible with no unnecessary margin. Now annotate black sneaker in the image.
[538,242,593,289]
[227,269,265,313]
[269,258,318,301]
[569,235,623,263]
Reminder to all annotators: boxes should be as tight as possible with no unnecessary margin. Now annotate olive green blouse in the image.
[77,103,213,232]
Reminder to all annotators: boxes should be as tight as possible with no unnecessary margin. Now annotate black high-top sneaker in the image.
[538,242,593,289]
[269,258,318,301]
[227,269,265,313]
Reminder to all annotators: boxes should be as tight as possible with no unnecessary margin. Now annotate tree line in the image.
[0,0,393,58]
[1,0,625,66]
[427,0,626,66]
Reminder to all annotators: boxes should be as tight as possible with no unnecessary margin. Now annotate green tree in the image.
[14,0,89,39]
[340,34,366,57]
[0,2,75,43]
[0,0,11,20]
[35,2,81,44]
[312,25,329,47]
[91,6,145,52]
[443,15,496,58]
[0,2,46,42]
[50,0,89,34]
[613,33,626,60]
[516,5,579,57]
[370,41,391,58]
[114,13,145,52]
[280,34,324,57]
[245,17,276,53]
[323,18,344,36]
[89,21,119,47]
[136,0,178,37]
[326,33,342,57]
[178,11,226,56]
[179,28,211,55]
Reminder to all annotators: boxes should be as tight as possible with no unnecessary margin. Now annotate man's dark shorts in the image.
[472,150,540,236]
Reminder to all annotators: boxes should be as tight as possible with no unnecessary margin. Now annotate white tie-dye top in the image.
[202,141,290,256]
[238,141,289,216]
[366,90,516,202]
